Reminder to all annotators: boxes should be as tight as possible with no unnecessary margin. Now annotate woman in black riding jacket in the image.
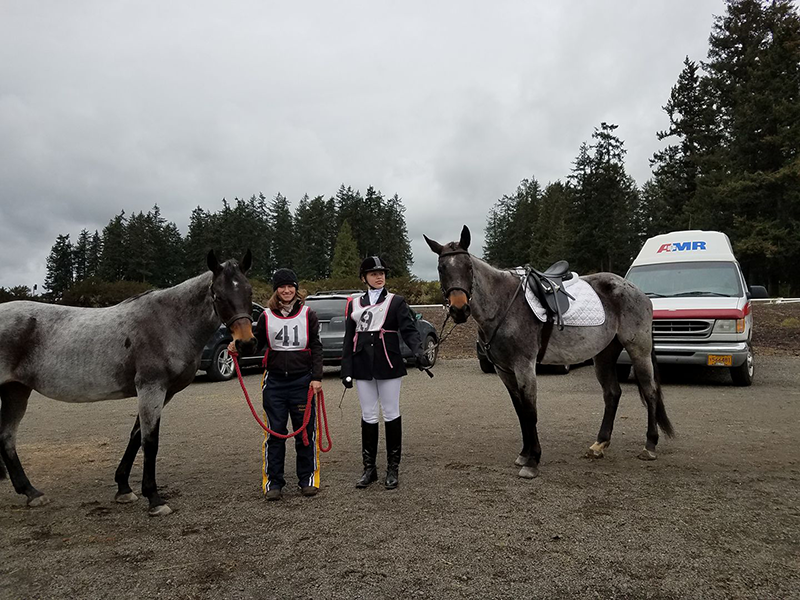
[341,256,431,490]
[231,268,323,501]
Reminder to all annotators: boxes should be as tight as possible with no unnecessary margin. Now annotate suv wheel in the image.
[730,345,754,387]
[424,334,438,368]
[208,343,235,381]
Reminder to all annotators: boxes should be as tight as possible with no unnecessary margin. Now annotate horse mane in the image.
[117,271,213,306]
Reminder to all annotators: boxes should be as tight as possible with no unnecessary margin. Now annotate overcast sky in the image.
[0,0,723,289]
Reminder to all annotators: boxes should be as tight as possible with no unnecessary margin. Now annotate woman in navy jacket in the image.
[341,256,430,490]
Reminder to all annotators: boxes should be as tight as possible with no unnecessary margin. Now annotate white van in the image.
[618,230,768,386]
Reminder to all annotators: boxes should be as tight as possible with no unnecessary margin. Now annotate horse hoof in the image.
[514,454,528,467]
[148,504,173,517]
[518,466,539,479]
[28,495,50,507]
[115,492,139,504]
[638,449,657,461]
[586,448,605,459]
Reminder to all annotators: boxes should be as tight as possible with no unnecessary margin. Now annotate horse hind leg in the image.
[586,338,624,459]
[0,382,48,506]
[114,416,141,504]
[629,342,675,460]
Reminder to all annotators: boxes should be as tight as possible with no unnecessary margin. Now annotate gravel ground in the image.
[1,353,798,600]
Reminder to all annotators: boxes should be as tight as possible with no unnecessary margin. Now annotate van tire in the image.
[730,345,754,387]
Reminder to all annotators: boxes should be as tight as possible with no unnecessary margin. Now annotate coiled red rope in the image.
[231,353,332,452]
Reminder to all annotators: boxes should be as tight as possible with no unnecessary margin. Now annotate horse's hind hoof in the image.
[115,492,139,504]
[586,441,609,459]
[518,466,539,479]
[149,504,173,517]
[514,454,528,467]
[638,448,657,461]
[27,495,50,507]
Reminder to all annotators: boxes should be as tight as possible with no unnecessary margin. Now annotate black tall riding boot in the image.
[356,420,379,488]
[384,416,402,490]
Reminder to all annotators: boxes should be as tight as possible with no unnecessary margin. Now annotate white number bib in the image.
[350,293,395,332]
[266,306,310,351]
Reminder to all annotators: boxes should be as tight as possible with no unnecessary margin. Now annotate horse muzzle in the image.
[446,289,471,323]
[230,318,257,354]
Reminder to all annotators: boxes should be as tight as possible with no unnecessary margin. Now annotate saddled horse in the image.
[425,226,673,478]
[0,251,256,515]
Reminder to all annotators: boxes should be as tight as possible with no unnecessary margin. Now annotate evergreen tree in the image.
[87,230,102,278]
[331,221,361,278]
[73,229,91,282]
[99,211,128,281]
[184,207,217,276]
[44,234,74,299]
[568,123,638,274]
[294,195,332,280]
[270,193,295,270]
[483,177,541,268]
[380,194,413,276]
[531,181,572,267]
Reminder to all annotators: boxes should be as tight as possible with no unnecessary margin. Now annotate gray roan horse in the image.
[425,226,674,478]
[0,251,256,515]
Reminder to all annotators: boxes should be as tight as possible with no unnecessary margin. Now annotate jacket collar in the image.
[362,288,388,306]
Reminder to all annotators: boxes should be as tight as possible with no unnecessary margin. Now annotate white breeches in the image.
[356,378,402,424]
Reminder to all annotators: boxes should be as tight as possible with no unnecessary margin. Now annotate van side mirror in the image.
[747,285,769,299]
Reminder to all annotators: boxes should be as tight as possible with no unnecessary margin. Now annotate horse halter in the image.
[210,288,252,329]
[438,248,473,303]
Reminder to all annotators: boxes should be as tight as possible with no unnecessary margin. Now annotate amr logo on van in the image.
[657,241,707,253]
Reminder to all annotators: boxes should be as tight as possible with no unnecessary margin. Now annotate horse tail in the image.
[638,340,674,438]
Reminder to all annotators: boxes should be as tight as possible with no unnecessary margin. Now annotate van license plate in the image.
[708,354,732,366]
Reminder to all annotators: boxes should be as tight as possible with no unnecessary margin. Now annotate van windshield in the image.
[626,261,743,298]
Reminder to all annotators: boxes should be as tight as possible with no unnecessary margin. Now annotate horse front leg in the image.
[114,416,141,503]
[136,385,171,516]
[511,364,541,479]
[0,383,47,506]
[496,369,531,467]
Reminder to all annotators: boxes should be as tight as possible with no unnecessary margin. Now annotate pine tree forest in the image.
[40,187,415,302]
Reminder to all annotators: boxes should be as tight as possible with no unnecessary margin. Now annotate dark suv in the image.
[199,294,439,381]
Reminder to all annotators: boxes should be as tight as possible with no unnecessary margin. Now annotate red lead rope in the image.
[231,353,332,452]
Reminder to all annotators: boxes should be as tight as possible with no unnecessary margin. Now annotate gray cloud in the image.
[0,0,721,288]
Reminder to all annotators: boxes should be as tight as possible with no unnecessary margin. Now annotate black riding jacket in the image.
[341,289,422,380]
[252,300,324,381]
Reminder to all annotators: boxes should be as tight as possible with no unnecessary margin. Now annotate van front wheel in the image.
[730,346,754,387]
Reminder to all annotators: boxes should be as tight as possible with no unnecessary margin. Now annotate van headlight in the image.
[713,319,745,333]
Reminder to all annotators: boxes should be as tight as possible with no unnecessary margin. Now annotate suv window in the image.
[305,297,352,320]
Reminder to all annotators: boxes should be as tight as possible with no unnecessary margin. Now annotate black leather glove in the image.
[342,376,353,389]
[415,353,431,370]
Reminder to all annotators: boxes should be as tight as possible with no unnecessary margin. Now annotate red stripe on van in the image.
[652,308,745,320]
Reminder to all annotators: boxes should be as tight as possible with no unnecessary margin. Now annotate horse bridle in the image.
[211,289,252,329]
[438,248,473,302]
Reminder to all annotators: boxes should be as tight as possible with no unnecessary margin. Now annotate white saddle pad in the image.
[512,269,605,327]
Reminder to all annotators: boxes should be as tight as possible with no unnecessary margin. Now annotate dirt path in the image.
[2,357,799,599]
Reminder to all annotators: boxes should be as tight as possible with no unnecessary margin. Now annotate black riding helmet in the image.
[359,256,389,278]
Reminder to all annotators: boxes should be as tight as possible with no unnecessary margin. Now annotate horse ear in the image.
[459,225,471,251]
[240,249,252,274]
[206,250,222,276]
[423,234,443,256]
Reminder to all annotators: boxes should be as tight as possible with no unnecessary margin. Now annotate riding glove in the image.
[415,353,431,369]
